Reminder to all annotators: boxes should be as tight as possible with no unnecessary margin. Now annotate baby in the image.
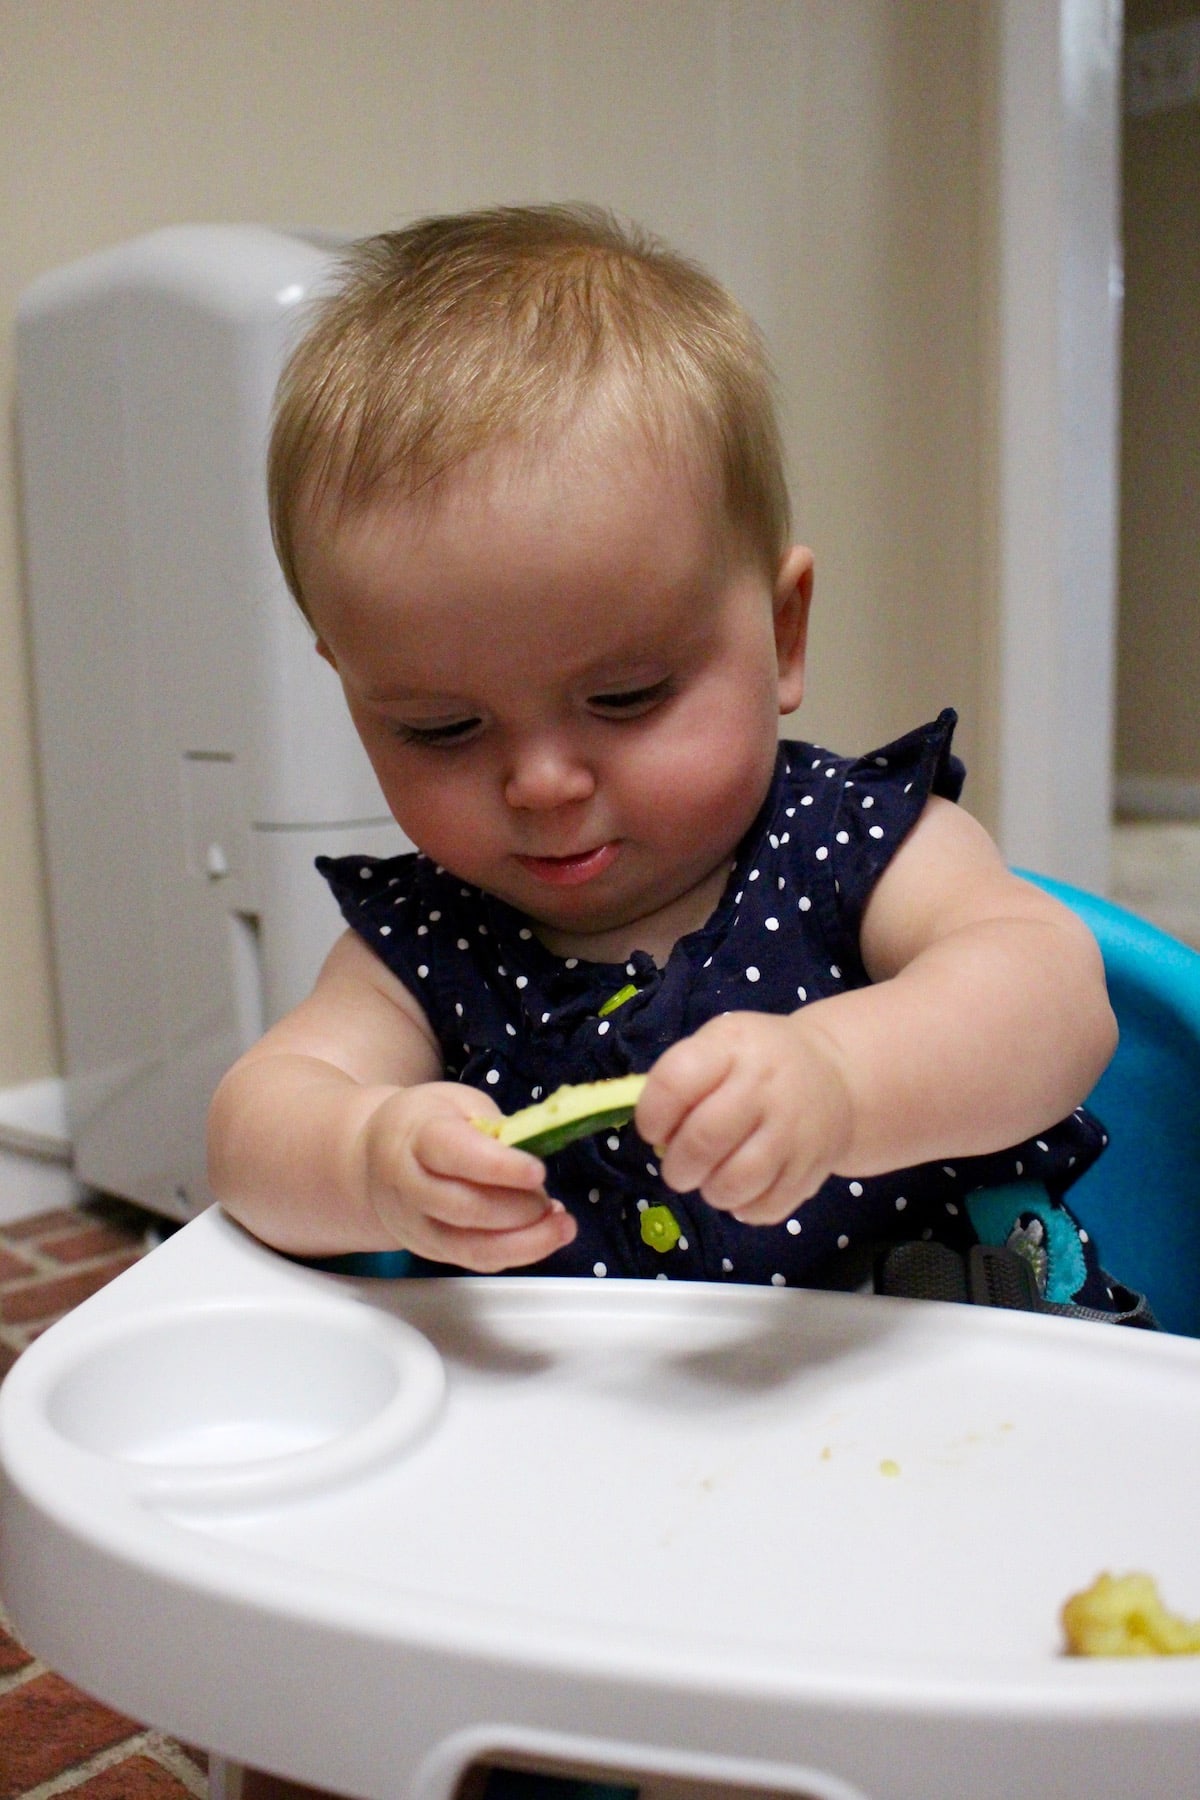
[209,203,1138,1319]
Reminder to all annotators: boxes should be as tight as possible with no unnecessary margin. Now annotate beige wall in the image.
[0,0,988,1085]
[1116,0,1200,786]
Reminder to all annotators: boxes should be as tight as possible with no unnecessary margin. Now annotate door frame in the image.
[992,0,1123,891]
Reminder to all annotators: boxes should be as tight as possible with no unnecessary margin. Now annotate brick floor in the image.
[0,1199,152,1361]
[0,1200,209,1799]
[0,1248,35,1285]
[68,1756,207,1799]
[0,1620,35,1678]
[0,1671,143,1794]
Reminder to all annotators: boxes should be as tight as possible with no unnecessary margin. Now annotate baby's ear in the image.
[773,546,813,713]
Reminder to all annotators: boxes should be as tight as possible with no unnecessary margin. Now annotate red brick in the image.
[69,1752,199,1798]
[2,1209,82,1242]
[0,1670,139,1797]
[0,1341,20,1382]
[0,1623,35,1675]
[41,1222,143,1266]
[0,1256,140,1325]
[0,1246,36,1282]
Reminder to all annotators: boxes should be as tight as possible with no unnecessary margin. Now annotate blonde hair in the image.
[269,204,791,615]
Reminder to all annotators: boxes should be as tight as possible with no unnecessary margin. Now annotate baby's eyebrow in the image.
[585,667,666,688]
[587,674,671,696]
[361,684,475,708]
[576,644,677,683]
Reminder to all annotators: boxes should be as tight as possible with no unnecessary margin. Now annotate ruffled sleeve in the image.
[826,708,964,943]
[316,849,427,982]
[314,851,555,1089]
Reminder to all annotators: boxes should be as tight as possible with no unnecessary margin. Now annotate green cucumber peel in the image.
[477,1075,647,1156]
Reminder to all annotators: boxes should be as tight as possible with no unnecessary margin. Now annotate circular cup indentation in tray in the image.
[44,1299,444,1501]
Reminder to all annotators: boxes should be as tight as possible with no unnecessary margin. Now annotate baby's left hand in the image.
[636,1012,855,1225]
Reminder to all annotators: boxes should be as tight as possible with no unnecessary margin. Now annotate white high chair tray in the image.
[2,1205,1199,1800]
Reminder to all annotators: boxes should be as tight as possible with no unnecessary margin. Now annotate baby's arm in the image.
[637,797,1118,1224]
[207,930,576,1268]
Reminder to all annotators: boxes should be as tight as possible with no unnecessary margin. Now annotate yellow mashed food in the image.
[1062,1571,1200,1656]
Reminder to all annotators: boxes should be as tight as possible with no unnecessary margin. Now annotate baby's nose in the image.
[502,741,596,811]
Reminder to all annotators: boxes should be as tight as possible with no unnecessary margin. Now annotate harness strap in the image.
[875,1239,1158,1328]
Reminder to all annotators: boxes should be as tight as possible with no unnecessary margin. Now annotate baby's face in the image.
[297,423,811,962]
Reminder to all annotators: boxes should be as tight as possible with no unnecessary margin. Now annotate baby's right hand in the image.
[354,1082,577,1272]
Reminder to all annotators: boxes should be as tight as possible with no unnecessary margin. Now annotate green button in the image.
[640,1203,682,1253]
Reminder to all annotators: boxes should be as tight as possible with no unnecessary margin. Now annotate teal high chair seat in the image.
[1020,872,1200,1339]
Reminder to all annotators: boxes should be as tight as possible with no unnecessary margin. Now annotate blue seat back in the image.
[1021,872,1200,1337]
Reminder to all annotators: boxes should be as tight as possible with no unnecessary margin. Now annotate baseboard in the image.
[0,1077,81,1225]
[0,1144,83,1224]
[0,1075,72,1157]
[1115,775,1200,821]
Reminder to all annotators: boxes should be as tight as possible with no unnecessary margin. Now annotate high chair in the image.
[3,881,1200,1800]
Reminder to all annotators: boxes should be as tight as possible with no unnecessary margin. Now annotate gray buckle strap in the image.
[876,1240,1158,1328]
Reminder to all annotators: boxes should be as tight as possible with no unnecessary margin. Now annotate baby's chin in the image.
[515,868,733,967]
[510,890,645,952]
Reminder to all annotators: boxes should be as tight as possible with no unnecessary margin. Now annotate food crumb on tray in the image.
[1062,1571,1200,1656]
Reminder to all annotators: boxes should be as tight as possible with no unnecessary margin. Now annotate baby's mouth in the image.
[514,843,620,887]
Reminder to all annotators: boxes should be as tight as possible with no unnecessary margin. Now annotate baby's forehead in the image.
[299,426,762,658]
[375,406,721,533]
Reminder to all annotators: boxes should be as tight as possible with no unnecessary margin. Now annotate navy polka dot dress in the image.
[318,711,1142,1318]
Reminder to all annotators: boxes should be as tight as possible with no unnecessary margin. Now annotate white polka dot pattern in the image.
[312,712,1122,1307]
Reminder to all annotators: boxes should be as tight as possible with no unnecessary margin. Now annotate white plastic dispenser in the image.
[17,226,405,1220]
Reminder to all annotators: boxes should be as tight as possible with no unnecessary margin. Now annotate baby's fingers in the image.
[711,1148,821,1226]
[421,1111,549,1192]
[422,1188,577,1271]
[653,1075,760,1198]
[420,1115,579,1249]
[636,1030,735,1154]
[426,1175,565,1235]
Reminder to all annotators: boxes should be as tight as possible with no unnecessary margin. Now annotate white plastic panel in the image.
[17,227,398,1216]
[254,818,408,1025]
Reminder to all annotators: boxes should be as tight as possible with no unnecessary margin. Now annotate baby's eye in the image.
[393,717,482,747]
[588,680,672,717]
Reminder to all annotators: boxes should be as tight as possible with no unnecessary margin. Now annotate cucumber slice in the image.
[478,1075,647,1156]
